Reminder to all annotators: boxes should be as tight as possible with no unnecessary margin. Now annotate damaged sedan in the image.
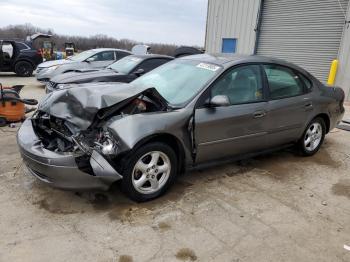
[17,54,345,201]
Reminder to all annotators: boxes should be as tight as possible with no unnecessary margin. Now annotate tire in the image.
[120,142,178,202]
[14,61,33,77]
[0,117,6,127]
[298,117,326,156]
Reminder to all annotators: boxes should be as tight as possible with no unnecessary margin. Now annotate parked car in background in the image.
[174,46,204,58]
[35,48,132,82]
[17,54,345,201]
[45,54,173,93]
[0,39,43,77]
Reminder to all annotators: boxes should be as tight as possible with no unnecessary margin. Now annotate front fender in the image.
[106,110,193,163]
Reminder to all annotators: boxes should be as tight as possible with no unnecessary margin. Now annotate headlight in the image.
[94,130,119,156]
[56,84,68,90]
[46,65,60,72]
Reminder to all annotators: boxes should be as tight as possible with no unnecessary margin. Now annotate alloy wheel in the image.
[132,151,171,194]
[304,122,323,151]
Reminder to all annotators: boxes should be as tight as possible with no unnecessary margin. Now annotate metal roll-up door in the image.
[257,0,349,82]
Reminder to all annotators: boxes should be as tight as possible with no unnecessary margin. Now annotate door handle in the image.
[253,111,266,118]
[304,102,313,110]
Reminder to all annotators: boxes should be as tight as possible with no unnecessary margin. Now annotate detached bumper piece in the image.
[337,119,350,132]
[17,119,122,191]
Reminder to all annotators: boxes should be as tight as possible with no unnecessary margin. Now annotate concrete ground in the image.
[0,73,350,262]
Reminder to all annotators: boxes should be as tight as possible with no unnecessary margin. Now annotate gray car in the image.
[17,54,345,201]
[45,54,173,93]
[35,48,132,82]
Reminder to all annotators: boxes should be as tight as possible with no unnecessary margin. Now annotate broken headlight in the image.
[94,129,119,156]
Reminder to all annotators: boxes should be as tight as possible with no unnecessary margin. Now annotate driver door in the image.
[194,64,269,163]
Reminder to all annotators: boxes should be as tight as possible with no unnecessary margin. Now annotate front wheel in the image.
[15,61,33,77]
[120,142,178,202]
[298,117,326,156]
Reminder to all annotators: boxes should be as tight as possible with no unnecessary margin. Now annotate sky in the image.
[0,0,208,46]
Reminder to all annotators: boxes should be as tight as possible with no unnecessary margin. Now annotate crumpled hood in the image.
[38,59,74,68]
[37,83,161,130]
[50,69,122,84]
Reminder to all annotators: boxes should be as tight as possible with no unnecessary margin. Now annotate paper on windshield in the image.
[196,63,220,72]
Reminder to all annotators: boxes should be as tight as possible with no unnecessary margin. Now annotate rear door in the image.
[263,64,314,147]
[194,64,269,163]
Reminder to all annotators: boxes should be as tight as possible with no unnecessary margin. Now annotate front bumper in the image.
[17,119,122,191]
[35,68,53,83]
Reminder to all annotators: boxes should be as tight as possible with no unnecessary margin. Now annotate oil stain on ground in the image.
[118,255,133,262]
[106,179,193,222]
[332,179,350,199]
[158,221,171,231]
[33,199,82,215]
[175,248,197,261]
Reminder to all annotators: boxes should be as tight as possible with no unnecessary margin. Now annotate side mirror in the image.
[206,95,230,107]
[85,57,94,63]
[134,68,145,76]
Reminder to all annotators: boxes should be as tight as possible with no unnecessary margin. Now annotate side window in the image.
[263,65,304,99]
[16,42,29,50]
[100,51,115,61]
[90,51,115,61]
[299,73,312,91]
[210,65,264,105]
[116,51,131,59]
[1,42,14,59]
[134,59,170,73]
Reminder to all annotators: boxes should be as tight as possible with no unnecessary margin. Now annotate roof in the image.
[179,53,304,70]
[130,54,174,60]
[180,53,316,79]
[90,48,132,53]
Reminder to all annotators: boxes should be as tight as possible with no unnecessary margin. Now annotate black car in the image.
[0,39,43,77]
[46,54,173,93]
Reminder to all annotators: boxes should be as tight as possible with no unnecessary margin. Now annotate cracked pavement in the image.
[0,74,350,262]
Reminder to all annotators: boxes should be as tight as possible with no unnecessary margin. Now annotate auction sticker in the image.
[197,63,220,72]
[130,57,142,62]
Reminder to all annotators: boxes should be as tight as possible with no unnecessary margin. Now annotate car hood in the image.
[50,69,123,84]
[37,83,167,130]
[38,59,75,68]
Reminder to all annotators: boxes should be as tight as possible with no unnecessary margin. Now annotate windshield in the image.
[132,60,222,106]
[108,56,142,74]
[68,50,97,61]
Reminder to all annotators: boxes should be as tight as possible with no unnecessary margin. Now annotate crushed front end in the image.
[16,85,169,190]
[17,116,123,190]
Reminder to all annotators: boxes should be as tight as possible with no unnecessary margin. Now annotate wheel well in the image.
[135,134,186,174]
[15,59,34,68]
[314,113,330,133]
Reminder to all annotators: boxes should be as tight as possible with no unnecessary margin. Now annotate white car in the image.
[35,48,131,82]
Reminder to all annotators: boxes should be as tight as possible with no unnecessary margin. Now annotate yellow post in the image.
[327,59,339,86]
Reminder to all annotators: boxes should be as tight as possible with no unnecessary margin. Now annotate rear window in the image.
[16,42,29,50]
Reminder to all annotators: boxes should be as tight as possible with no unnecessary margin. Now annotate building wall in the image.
[205,0,261,54]
[256,0,349,84]
[336,3,350,100]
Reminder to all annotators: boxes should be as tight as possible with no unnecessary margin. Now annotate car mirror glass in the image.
[208,95,230,107]
[85,57,94,63]
[134,68,145,76]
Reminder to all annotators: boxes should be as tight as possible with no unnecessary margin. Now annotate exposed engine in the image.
[32,95,165,156]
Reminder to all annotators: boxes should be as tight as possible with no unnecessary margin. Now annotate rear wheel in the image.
[120,142,177,202]
[298,117,326,156]
[15,61,33,77]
